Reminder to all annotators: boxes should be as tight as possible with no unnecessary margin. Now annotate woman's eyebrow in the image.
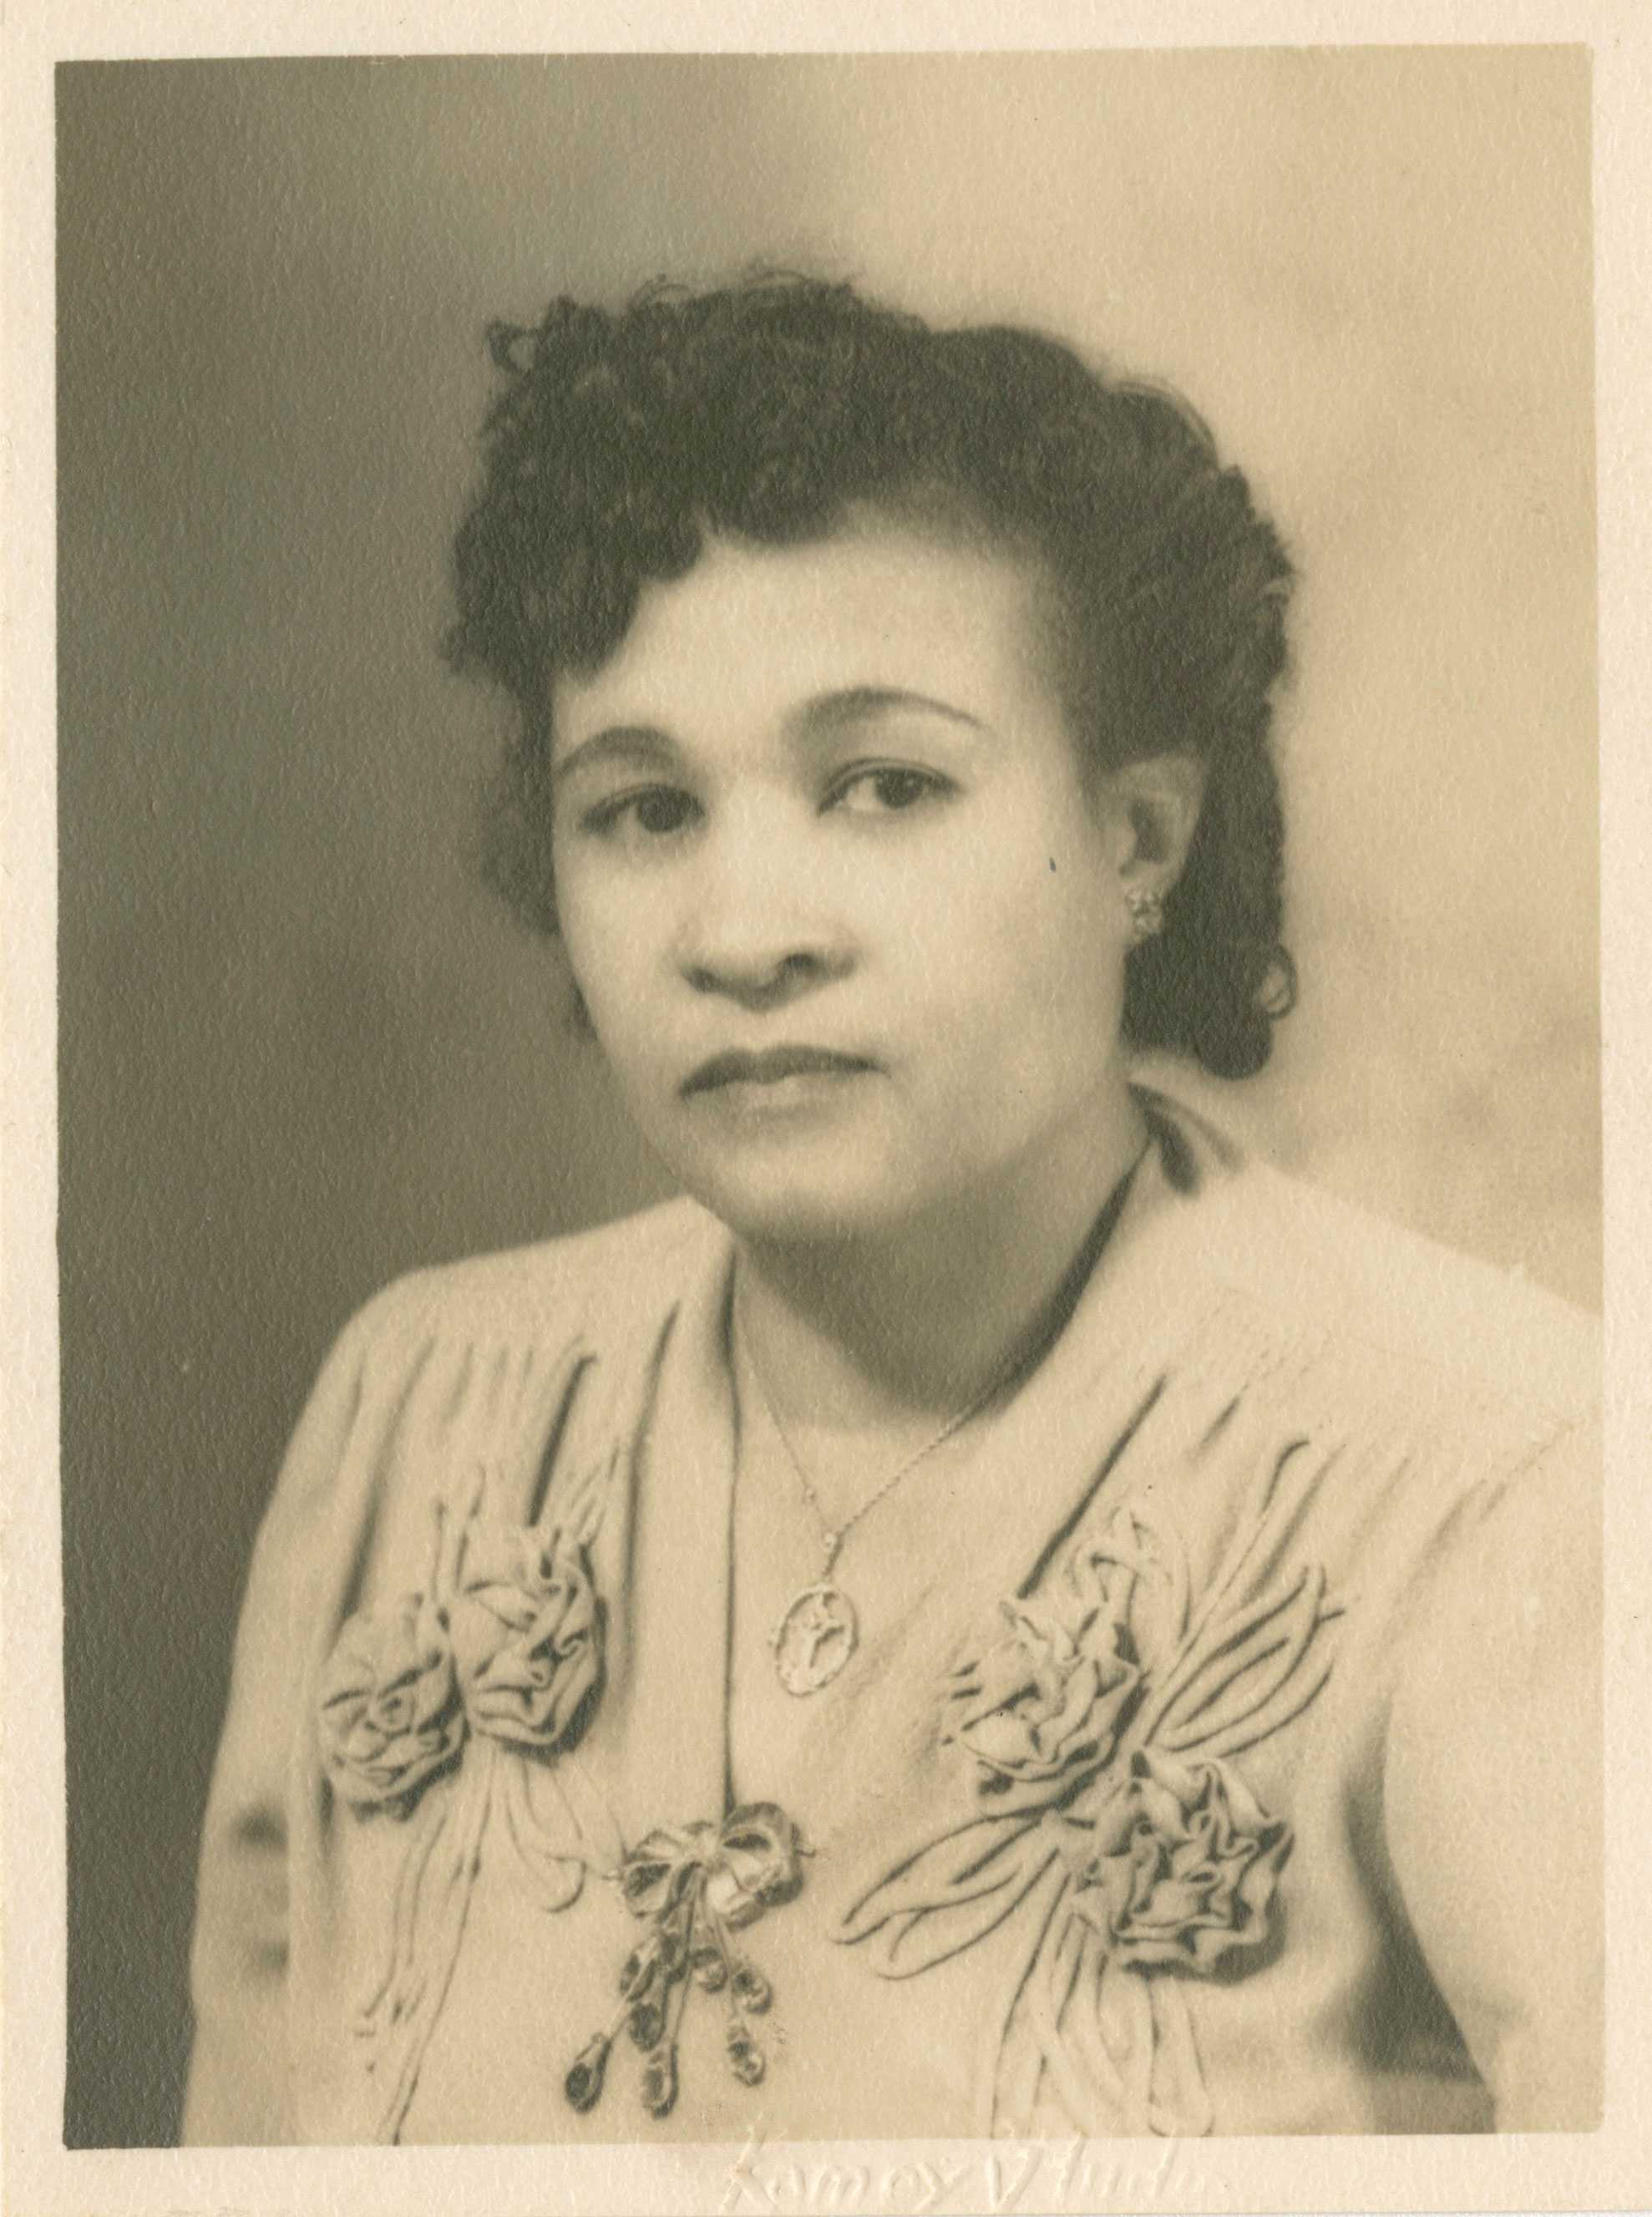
[794,686,986,737]
[554,692,984,785]
[552,726,678,787]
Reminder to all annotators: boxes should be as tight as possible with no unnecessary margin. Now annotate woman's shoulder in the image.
[1144,1088,1599,1443]
[1230,1158,1595,1412]
[252,1194,728,1578]
[330,1193,725,1376]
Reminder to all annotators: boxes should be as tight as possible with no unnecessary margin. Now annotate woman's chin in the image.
[667,1148,939,1251]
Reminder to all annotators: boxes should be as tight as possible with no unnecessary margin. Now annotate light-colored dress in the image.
[182,1095,1600,2144]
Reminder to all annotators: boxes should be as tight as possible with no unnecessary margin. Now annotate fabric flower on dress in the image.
[314,1457,622,2143]
[1064,1501,1193,1672]
[839,1481,1342,2138]
[317,1595,464,1811]
[566,1803,805,2119]
[942,1597,1140,1797]
[1072,1748,1289,1971]
[317,1486,606,1829]
[446,1521,602,1751]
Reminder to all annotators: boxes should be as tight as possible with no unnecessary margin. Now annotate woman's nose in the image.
[674,813,851,1008]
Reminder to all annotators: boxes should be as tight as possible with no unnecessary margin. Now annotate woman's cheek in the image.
[559,871,654,1017]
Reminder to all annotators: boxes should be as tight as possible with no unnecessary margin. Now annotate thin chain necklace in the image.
[741,1318,1026,1696]
[737,1147,1150,1697]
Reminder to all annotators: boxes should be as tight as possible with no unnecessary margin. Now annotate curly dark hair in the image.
[444,272,1296,1078]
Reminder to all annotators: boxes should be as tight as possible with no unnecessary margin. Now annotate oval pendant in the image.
[770,1584,859,1696]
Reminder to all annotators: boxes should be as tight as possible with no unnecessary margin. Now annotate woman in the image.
[183,275,1600,2144]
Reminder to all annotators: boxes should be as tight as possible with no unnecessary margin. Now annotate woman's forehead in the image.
[550,520,1066,750]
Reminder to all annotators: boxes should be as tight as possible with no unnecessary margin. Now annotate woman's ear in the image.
[1106,753,1206,895]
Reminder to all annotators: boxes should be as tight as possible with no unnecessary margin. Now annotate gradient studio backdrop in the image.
[58,52,1597,2145]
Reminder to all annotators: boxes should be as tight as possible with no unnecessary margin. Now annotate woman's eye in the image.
[581,787,700,841]
[830,766,952,816]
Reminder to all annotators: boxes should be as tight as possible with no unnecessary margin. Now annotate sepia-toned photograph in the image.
[11,11,1652,2214]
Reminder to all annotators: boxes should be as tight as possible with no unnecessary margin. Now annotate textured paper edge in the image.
[6,3,1650,2213]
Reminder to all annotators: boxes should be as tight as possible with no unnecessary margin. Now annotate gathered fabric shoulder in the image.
[336,1192,724,1369]
[234,1193,729,1602]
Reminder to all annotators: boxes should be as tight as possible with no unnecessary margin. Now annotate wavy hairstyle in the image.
[444,273,1296,1078]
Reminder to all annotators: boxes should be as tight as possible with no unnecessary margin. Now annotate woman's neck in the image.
[732,1080,1151,1447]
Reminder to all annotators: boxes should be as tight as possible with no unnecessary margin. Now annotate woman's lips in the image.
[681,1045,877,1098]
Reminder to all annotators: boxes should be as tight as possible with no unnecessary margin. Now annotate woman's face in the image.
[550,517,1140,1244]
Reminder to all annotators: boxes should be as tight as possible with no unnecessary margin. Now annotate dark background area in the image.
[57,53,1597,2144]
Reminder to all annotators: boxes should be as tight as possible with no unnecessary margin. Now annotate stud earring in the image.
[1125,886,1164,942]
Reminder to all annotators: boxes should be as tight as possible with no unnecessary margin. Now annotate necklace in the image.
[738,1316,1029,1697]
[736,1146,1152,1697]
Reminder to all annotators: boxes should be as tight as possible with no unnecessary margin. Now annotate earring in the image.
[1125,886,1164,942]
